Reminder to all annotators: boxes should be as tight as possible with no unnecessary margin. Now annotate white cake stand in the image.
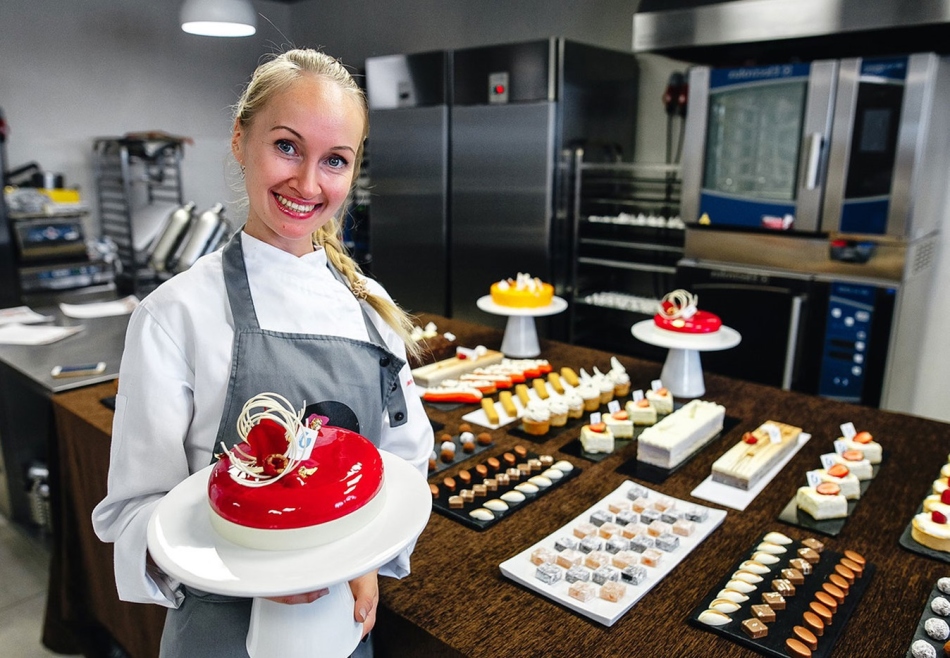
[631,320,741,398]
[476,295,567,358]
[147,451,432,658]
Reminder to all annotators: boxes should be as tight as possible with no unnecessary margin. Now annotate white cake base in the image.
[210,483,388,551]
[796,487,847,520]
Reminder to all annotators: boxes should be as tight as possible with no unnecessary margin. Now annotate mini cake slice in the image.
[637,400,725,469]
[580,422,615,454]
[604,410,634,439]
[646,387,673,415]
[796,482,848,520]
[625,398,657,426]
[710,421,802,491]
[839,430,882,464]
[827,450,874,480]
[813,464,861,500]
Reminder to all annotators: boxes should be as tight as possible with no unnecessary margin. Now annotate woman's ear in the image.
[231,118,245,166]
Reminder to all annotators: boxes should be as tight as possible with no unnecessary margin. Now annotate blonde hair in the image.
[234,49,420,360]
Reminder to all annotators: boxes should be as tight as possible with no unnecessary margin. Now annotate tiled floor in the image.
[0,514,74,658]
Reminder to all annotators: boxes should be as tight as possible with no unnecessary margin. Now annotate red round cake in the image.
[654,289,722,334]
[208,417,385,551]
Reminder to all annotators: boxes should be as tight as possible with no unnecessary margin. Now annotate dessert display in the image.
[208,393,385,551]
[500,480,726,626]
[690,530,874,658]
[490,272,554,308]
[710,421,803,491]
[580,418,615,454]
[653,289,723,334]
[637,399,726,469]
[906,578,950,658]
[429,446,580,530]
[407,322,457,369]
[426,423,495,477]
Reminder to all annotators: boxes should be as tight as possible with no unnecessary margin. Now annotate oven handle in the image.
[782,295,805,390]
[801,132,823,191]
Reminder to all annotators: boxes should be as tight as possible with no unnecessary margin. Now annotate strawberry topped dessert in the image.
[208,393,386,551]
[653,289,722,334]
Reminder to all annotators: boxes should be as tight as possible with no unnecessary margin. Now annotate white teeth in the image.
[275,194,316,213]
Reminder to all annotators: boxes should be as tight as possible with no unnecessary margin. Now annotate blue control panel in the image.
[817,283,880,402]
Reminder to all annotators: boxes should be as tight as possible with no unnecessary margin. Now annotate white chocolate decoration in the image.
[709,598,741,614]
[739,560,772,575]
[751,552,781,565]
[731,571,763,584]
[542,468,564,480]
[755,542,787,555]
[763,531,793,545]
[698,609,731,626]
[484,499,509,512]
[716,589,749,603]
[528,475,552,488]
[501,491,526,504]
[553,460,575,473]
[515,482,540,494]
[469,508,494,521]
[724,579,756,594]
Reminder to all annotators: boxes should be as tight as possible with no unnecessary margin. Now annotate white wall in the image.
[0,0,292,238]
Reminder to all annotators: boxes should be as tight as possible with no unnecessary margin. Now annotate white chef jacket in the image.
[92,232,433,607]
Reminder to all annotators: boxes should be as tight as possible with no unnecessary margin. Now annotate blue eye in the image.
[276,139,296,156]
[327,154,348,169]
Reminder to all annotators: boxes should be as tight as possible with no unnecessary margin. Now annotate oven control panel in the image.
[817,282,878,402]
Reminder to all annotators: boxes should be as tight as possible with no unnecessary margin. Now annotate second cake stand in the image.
[631,320,741,398]
[147,451,432,658]
[476,295,567,358]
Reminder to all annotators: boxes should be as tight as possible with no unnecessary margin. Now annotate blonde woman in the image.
[93,49,432,657]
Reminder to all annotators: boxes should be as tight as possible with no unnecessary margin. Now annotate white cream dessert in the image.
[547,396,569,427]
[710,421,802,491]
[796,483,848,520]
[563,389,585,419]
[625,398,657,426]
[603,410,634,439]
[923,491,950,517]
[637,399,726,469]
[913,508,950,552]
[813,465,861,500]
[646,387,673,415]
[586,368,615,404]
[576,381,601,412]
[826,450,874,480]
[580,422,615,454]
[607,357,631,397]
[839,430,882,464]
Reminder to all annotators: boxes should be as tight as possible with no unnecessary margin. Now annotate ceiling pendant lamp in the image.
[180,0,257,37]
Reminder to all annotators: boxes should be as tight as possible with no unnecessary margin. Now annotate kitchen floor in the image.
[0,514,73,658]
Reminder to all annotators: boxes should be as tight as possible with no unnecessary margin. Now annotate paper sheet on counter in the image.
[689,433,811,511]
[59,295,139,318]
[0,306,53,325]
[0,323,85,345]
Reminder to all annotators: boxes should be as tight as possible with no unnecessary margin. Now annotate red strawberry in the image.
[743,432,758,445]
[933,510,948,524]
[941,489,950,505]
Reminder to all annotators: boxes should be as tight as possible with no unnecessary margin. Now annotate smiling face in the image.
[231,74,365,257]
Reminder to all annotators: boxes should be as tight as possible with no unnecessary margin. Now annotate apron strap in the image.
[221,231,261,332]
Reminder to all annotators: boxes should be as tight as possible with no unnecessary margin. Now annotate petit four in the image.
[840,429,882,464]
[813,465,861,500]
[645,387,673,415]
[604,410,634,438]
[826,450,874,480]
[547,397,569,427]
[625,398,657,426]
[607,357,631,397]
[912,509,950,552]
[577,382,602,412]
[522,400,551,436]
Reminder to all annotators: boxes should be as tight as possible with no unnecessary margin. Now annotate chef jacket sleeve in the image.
[91,303,194,607]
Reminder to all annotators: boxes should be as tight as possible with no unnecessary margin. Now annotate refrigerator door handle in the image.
[781,294,806,390]
[800,132,823,190]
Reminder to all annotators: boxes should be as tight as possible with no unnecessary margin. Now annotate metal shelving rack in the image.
[569,149,683,359]
[93,136,184,293]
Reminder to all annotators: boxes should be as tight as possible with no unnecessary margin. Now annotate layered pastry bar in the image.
[710,421,802,490]
[637,400,726,469]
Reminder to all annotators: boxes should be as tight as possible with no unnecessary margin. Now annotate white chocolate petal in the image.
[698,610,731,626]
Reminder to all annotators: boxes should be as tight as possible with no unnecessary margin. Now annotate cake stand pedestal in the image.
[147,452,432,658]
[476,296,567,358]
[631,320,741,398]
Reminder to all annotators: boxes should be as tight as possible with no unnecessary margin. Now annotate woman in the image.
[92,49,433,656]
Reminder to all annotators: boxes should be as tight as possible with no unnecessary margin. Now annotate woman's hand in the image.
[265,588,329,605]
[350,569,379,638]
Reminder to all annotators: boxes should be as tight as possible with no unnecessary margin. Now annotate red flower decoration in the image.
[246,418,290,469]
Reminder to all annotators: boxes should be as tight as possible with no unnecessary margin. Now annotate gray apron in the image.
[160,233,407,658]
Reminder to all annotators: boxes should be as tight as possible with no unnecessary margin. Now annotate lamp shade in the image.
[181,0,257,37]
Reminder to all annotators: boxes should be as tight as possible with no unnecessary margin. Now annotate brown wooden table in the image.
[44,313,949,657]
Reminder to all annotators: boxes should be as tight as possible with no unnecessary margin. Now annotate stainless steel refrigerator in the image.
[366,39,639,334]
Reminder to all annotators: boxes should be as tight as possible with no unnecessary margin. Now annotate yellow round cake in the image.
[490,273,554,308]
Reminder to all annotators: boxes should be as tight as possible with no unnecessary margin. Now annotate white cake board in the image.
[631,321,741,398]
[147,451,432,658]
[476,296,567,358]
[690,433,811,511]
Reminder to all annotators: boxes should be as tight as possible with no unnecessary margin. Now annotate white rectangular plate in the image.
[499,480,726,626]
